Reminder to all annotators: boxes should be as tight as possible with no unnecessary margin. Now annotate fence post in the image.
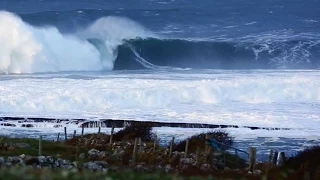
[98,127,101,134]
[81,126,84,137]
[266,149,273,175]
[169,137,175,157]
[235,149,239,168]
[64,127,67,141]
[248,147,257,172]
[184,139,189,158]
[153,136,157,154]
[204,134,211,164]
[273,151,278,165]
[132,138,138,163]
[39,135,42,156]
[109,125,114,145]
[57,133,60,142]
[278,152,286,166]
[268,150,273,164]
[196,147,201,167]
[75,145,79,161]
[138,137,142,153]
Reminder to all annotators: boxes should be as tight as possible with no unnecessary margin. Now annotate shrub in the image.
[285,146,320,179]
[113,122,155,142]
[173,130,234,153]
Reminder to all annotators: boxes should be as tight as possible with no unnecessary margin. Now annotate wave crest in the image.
[0,11,154,74]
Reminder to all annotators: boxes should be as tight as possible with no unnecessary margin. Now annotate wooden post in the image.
[169,137,175,157]
[64,127,67,141]
[235,149,239,168]
[109,125,114,145]
[81,126,84,137]
[204,134,210,163]
[132,138,138,163]
[138,137,142,153]
[268,150,273,164]
[73,130,76,138]
[184,139,189,158]
[266,149,273,175]
[279,152,286,166]
[273,151,278,165]
[39,135,42,156]
[75,145,79,161]
[248,147,257,172]
[196,147,201,167]
[57,133,60,142]
[153,136,157,154]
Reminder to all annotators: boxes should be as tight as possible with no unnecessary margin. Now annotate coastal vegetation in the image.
[0,124,319,180]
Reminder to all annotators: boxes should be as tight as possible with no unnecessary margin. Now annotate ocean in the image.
[0,0,320,160]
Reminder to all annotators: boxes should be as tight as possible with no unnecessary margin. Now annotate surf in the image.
[0,11,157,74]
[1,11,320,74]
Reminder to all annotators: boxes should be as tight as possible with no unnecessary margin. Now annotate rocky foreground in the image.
[0,124,319,179]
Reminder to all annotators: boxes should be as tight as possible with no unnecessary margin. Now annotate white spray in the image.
[0,11,154,74]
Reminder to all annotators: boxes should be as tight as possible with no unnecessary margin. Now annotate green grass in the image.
[0,137,89,161]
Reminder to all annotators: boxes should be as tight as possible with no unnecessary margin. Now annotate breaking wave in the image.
[1,11,320,74]
[0,11,154,74]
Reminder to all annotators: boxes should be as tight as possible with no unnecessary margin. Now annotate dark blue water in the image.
[1,0,320,69]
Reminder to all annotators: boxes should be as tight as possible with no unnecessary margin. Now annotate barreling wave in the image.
[114,38,320,70]
[1,11,320,74]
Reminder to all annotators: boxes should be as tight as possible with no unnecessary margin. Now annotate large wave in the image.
[1,11,320,74]
[115,37,320,70]
[0,11,153,74]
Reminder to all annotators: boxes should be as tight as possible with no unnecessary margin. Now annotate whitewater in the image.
[0,10,320,158]
[0,11,154,74]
